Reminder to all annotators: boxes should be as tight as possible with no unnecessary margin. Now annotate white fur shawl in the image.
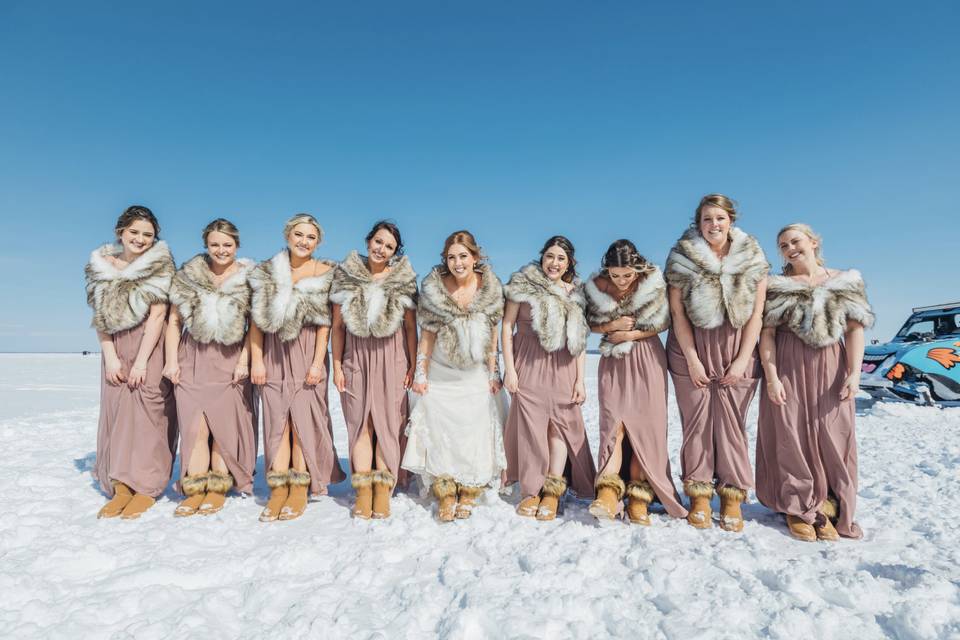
[664,226,769,329]
[248,250,337,342]
[764,269,875,348]
[329,251,418,338]
[503,262,589,356]
[417,263,504,369]
[169,255,255,346]
[85,241,175,335]
[584,268,670,358]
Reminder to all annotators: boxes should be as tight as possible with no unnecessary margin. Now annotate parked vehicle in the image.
[860,302,960,406]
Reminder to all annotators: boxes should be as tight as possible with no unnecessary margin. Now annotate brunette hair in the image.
[439,230,484,274]
[538,235,578,283]
[114,205,160,239]
[365,220,404,256]
[600,239,655,277]
[693,193,739,228]
[777,222,825,275]
[283,213,323,243]
[202,218,241,247]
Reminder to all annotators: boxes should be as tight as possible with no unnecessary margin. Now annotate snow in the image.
[1,353,959,639]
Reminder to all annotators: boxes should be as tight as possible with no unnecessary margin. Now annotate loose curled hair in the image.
[283,213,324,244]
[114,205,160,239]
[439,229,485,275]
[777,223,825,275]
[693,193,739,228]
[202,218,241,247]
[366,220,404,256]
[538,235,578,283]
[600,239,655,277]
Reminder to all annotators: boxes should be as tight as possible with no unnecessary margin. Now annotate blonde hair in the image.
[283,213,323,243]
[777,223,825,275]
[693,193,739,228]
[202,218,241,247]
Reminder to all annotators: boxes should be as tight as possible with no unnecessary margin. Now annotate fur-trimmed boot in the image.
[588,474,625,521]
[433,476,458,522]
[351,471,374,520]
[820,496,839,521]
[536,474,567,521]
[625,480,655,526]
[455,484,484,519]
[259,470,289,522]
[815,501,840,541]
[718,485,747,532]
[174,473,208,517]
[684,481,714,529]
[120,493,156,520]
[786,515,816,542]
[279,469,311,521]
[98,481,134,519]
[371,470,396,519]
[516,495,540,517]
[199,470,233,515]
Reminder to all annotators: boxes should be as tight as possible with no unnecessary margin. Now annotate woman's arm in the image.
[306,324,330,385]
[501,301,520,393]
[721,277,767,386]
[162,305,182,385]
[411,328,436,395]
[128,303,168,389]
[668,286,709,387]
[330,304,346,392]
[249,321,266,385]
[487,324,502,394]
[232,329,251,384]
[98,329,125,385]
[572,349,586,404]
[759,326,786,405]
[840,321,865,401]
[402,308,418,389]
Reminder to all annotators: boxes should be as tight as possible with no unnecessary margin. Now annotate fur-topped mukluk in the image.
[248,250,337,342]
[169,255,255,346]
[417,263,504,369]
[503,263,589,356]
[664,227,769,330]
[584,268,671,357]
[763,269,875,348]
[85,241,176,335]
[329,250,418,338]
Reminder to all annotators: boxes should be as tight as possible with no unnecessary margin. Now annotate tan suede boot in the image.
[625,480,655,526]
[174,473,208,517]
[433,476,458,522]
[718,485,747,532]
[684,480,714,529]
[814,513,840,541]
[279,469,311,521]
[455,484,485,519]
[259,470,289,522]
[516,495,540,517]
[589,474,626,521]
[120,493,156,519]
[199,470,233,515]
[536,474,567,521]
[786,515,816,542]
[371,470,396,519]
[351,471,374,520]
[98,481,134,519]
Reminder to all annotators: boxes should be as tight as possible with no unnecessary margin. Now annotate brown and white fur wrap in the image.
[85,240,175,335]
[248,250,337,342]
[503,262,589,356]
[329,250,418,338]
[584,267,671,358]
[664,226,769,330]
[169,255,255,346]
[417,263,504,369]
[763,269,875,348]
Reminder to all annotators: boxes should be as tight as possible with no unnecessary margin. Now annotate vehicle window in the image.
[934,314,960,336]
[897,319,934,339]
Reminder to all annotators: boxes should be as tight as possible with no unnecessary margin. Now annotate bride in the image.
[402,230,508,522]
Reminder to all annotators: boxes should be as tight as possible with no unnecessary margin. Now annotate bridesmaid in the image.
[665,194,768,532]
[163,218,257,517]
[584,239,687,525]
[249,214,345,522]
[502,235,596,521]
[757,223,872,541]
[85,205,177,519]
[330,220,418,519]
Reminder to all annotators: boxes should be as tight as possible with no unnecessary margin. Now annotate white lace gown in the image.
[402,343,508,488]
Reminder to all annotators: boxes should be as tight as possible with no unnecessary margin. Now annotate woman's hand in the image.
[488,378,502,395]
[839,372,860,401]
[162,362,181,386]
[720,358,748,386]
[250,360,267,386]
[503,369,519,394]
[765,377,787,405]
[332,364,346,393]
[607,316,634,332]
[127,361,148,389]
[572,379,586,405]
[232,361,249,384]
[607,330,633,344]
[305,363,324,386]
[411,381,428,395]
[105,356,126,385]
[404,366,415,390]
[687,357,711,388]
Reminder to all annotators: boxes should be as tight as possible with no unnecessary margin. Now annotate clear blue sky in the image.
[1,2,957,351]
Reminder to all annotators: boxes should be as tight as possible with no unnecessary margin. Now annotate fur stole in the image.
[664,226,769,329]
[329,250,418,338]
[248,250,337,342]
[584,268,670,358]
[417,263,504,368]
[85,241,175,335]
[764,269,875,348]
[169,255,255,345]
[503,262,589,356]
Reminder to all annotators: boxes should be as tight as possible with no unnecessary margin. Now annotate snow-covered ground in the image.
[1,353,958,639]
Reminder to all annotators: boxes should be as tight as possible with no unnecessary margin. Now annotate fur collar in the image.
[418,263,504,368]
[503,262,588,356]
[329,250,418,338]
[169,255,255,345]
[85,241,175,334]
[764,269,875,348]
[664,226,769,329]
[248,250,337,342]
[584,267,670,357]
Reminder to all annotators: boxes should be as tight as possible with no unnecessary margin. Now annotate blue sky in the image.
[0,2,957,351]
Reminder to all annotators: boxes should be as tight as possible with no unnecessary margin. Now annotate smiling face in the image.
[698,205,732,248]
[287,223,320,259]
[367,228,399,266]
[206,230,238,269]
[117,218,157,257]
[606,266,638,292]
[541,245,569,282]
[445,243,477,281]
[777,228,818,270]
